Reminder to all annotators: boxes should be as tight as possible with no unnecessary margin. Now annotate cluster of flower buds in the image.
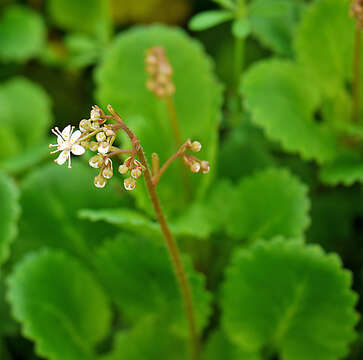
[182,140,210,174]
[118,157,146,191]
[145,46,176,98]
[351,0,363,27]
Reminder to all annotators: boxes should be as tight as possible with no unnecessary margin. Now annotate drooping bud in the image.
[200,161,210,174]
[94,175,107,188]
[118,164,129,174]
[131,167,142,179]
[190,141,202,153]
[102,168,113,179]
[89,141,98,152]
[96,131,106,142]
[98,141,110,155]
[190,162,201,173]
[89,154,104,168]
[124,177,137,191]
[104,128,115,137]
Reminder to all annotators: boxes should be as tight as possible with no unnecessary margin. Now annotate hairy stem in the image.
[353,25,361,122]
[107,105,200,360]
[164,96,191,199]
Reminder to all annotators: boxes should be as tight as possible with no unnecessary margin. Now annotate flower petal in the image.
[54,151,69,165]
[61,125,72,140]
[71,130,82,143]
[71,144,85,156]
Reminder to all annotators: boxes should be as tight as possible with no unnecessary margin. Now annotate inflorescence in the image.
[49,105,209,191]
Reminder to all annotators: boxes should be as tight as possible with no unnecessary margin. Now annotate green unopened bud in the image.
[118,164,129,174]
[190,162,200,173]
[89,141,98,152]
[96,132,106,142]
[89,154,104,168]
[124,177,137,191]
[131,167,142,179]
[190,141,202,153]
[94,175,107,188]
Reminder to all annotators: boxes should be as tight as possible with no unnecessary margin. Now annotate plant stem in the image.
[353,24,361,123]
[234,36,244,91]
[107,105,200,360]
[164,96,191,199]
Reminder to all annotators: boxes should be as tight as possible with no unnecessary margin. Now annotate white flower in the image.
[49,125,85,168]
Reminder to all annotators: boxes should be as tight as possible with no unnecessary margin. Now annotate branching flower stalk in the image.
[351,0,363,122]
[49,104,210,360]
[145,46,191,199]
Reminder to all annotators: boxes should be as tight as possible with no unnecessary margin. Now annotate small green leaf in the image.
[232,17,251,39]
[226,168,310,241]
[0,5,46,62]
[295,0,353,95]
[222,238,359,359]
[320,152,363,186]
[101,316,187,360]
[7,249,111,360]
[93,234,211,334]
[11,162,125,264]
[0,172,19,266]
[242,59,338,163]
[189,10,234,31]
[213,0,236,11]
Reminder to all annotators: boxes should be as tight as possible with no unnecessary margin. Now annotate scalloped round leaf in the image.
[101,316,187,360]
[47,0,110,36]
[7,249,111,360]
[295,0,353,95]
[0,172,19,266]
[320,152,363,186]
[95,25,222,215]
[242,59,339,163]
[0,77,52,161]
[226,168,310,241]
[93,234,211,335]
[11,162,124,264]
[0,5,46,63]
[249,0,304,55]
[204,330,261,360]
[222,238,359,360]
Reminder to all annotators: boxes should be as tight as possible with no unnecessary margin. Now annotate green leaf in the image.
[222,238,359,359]
[0,5,46,63]
[204,330,261,360]
[295,0,353,95]
[320,152,363,186]
[95,25,222,215]
[93,234,211,334]
[11,162,124,264]
[101,316,187,360]
[213,0,236,11]
[7,249,111,360]
[249,0,304,55]
[0,275,18,336]
[47,0,111,38]
[0,77,52,163]
[189,10,234,31]
[226,168,310,241]
[232,17,251,39]
[242,59,338,163]
[0,172,19,266]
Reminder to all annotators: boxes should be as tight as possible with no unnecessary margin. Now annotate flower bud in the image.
[80,140,89,150]
[118,164,129,174]
[124,177,137,191]
[90,108,101,121]
[79,119,91,132]
[89,141,98,152]
[200,161,210,174]
[89,154,104,168]
[94,175,106,188]
[102,168,113,179]
[91,121,100,129]
[131,167,142,179]
[105,128,115,137]
[190,162,201,173]
[96,132,106,142]
[98,141,110,155]
[190,141,202,153]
